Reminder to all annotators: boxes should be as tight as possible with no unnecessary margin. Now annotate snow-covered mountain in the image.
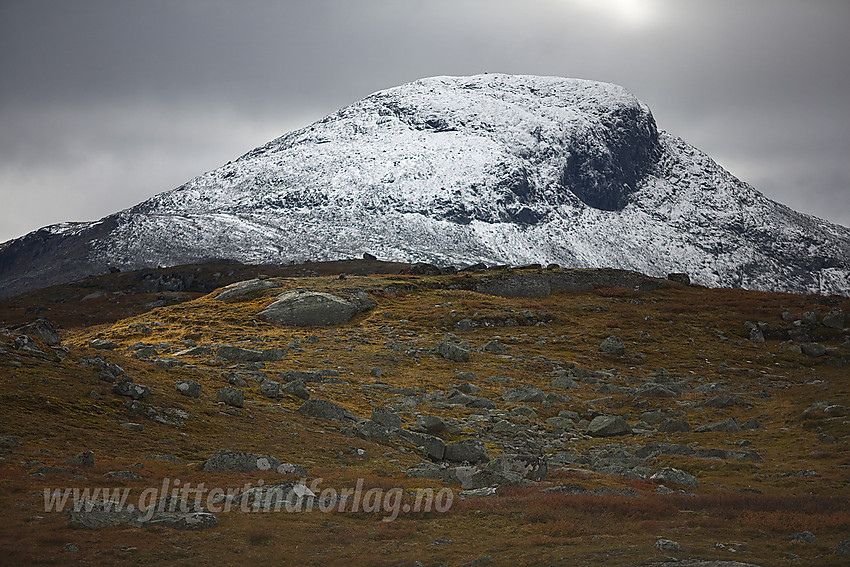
[2,74,849,298]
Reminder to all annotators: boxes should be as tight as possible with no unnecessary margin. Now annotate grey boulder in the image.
[296,399,359,423]
[175,380,202,398]
[599,335,626,355]
[216,387,244,408]
[586,415,632,437]
[444,439,488,463]
[259,290,372,326]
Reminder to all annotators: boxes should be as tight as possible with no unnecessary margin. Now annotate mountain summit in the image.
[1,74,849,298]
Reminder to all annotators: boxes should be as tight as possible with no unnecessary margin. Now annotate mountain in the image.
[2,74,849,299]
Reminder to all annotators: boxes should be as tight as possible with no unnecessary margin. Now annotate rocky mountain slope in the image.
[1,268,849,565]
[2,74,849,298]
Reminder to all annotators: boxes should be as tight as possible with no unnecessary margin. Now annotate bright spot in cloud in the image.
[569,0,662,30]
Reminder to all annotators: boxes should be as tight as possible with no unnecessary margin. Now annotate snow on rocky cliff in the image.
[1,74,849,297]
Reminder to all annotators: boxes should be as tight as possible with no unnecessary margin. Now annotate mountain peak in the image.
[1,74,849,298]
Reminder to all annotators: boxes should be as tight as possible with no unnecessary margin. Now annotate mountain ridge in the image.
[1,74,849,298]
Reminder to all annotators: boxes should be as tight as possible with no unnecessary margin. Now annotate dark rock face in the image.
[561,103,661,211]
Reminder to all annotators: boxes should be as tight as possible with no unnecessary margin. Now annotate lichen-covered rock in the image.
[259,290,372,326]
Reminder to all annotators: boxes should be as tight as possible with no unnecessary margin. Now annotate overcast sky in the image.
[1,0,848,243]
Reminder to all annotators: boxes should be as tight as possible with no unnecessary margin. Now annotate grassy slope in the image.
[1,270,848,566]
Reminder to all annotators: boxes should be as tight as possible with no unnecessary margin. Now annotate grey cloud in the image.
[1,0,848,242]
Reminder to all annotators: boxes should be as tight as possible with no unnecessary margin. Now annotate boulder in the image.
[822,308,845,329]
[654,539,683,552]
[436,341,471,362]
[397,430,445,460]
[282,380,310,400]
[409,263,441,275]
[502,384,546,403]
[702,394,740,408]
[695,417,741,433]
[0,436,20,448]
[202,449,281,472]
[216,345,283,362]
[650,467,698,489]
[216,387,244,408]
[112,377,150,400]
[586,415,631,437]
[260,379,284,398]
[801,343,827,357]
[173,346,215,357]
[65,451,95,467]
[598,335,625,355]
[281,369,323,383]
[175,380,202,398]
[444,439,488,463]
[658,419,691,433]
[550,375,578,389]
[66,499,144,529]
[104,470,142,480]
[147,510,219,530]
[371,407,402,429]
[637,384,679,398]
[13,319,61,346]
[790,531,816,544]
[259,290,371,326]
[480,340,506,353]
[296,399,359,423]
[667,272,690,285]
[455,383,481,395]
